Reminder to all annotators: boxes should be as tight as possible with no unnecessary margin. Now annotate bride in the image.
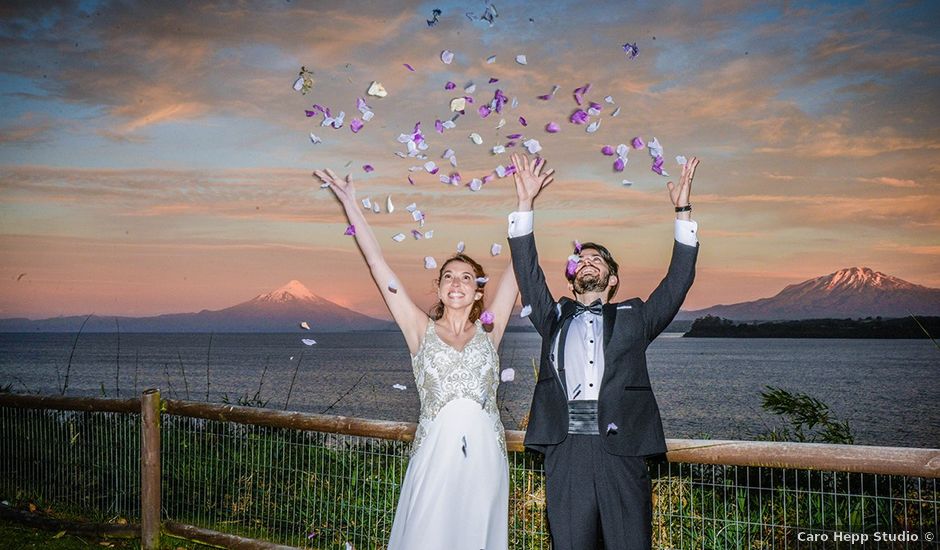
[314,161,552,550]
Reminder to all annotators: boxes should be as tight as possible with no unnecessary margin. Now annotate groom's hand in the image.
[667,156,699,221]
[510,153,554,212]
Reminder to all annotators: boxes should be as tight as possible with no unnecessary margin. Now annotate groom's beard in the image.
[573,270,609,295]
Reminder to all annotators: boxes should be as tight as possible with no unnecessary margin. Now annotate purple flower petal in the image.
[482,174,494,183]
[411,229,423,240]
[344,225,356,236]
[488,77,499,84]
[613,158,625,172]
[606,422,618,434]
[434,119,444,133]
[304,110,316,117]
[404,63,416,72]
[545,122,560,133]
[445,81,456,90]
[505,141,517,148]
[506,133,523,139]
[573,83,592,106]
[652,155,665,175]
[350,118,363,133]
[407,175,415,185]
[478,104,492,118]
[622,42,639,59]
[480,310,495,324]
[631,136,645,149]
[570,110,589,124]
[574,240,583,253]
[518,116,528,127]
[464,95,474,104]
[601,145,615,156]
[363,164,374,173]
[566,258,578,277]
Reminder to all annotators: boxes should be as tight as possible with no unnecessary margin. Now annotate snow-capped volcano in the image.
[678,267,940,321]
[0,280,392,332]
[249,280,324,304]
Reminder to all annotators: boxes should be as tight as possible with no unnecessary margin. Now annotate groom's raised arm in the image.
[507,153,556,337]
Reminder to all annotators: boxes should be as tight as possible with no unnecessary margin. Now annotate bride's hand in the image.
[313,168,356,205]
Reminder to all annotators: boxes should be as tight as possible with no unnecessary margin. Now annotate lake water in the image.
[0,332,936,448]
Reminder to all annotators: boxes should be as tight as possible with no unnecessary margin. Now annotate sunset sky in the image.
[1,0,938,320]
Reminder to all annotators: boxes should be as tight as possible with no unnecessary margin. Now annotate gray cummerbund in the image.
[567,400,599,435]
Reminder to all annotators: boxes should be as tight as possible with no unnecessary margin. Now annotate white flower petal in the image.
[469,178,483,191]
[457,241,465,252]
[492,145,505,154]
[300,321,311,330]
[515,54,527,65]
[496,118,506,130]
[490,243,502,256]
[523,138,542,154]
[424,161,437,173]
[301,338,317,346]
[486,55,496,64]
[405,202,417,213]
[621,180,634,186]
[293,76,305,92]
[611,107,621,117]
[392,233,406,242]
[450,97,466,112]
[424,230,434,239]
[386,195,394,214]
[464,83,476,94]
[520,304,532,317]
[604,95,614,104]
[366,81,387,97]
[469,133,483,145]
[424,256,437,269]
[676,155,687,165]
[309,133,321,144]
[392,383,407,390]
[500,368,515,382]
[586,120,600,133]
[361,197,372,209]
[441,50,454,64]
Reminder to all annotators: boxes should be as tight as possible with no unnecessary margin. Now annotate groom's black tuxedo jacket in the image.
[508,232,698,457]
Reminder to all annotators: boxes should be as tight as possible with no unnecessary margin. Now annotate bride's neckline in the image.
[430,320,480,354]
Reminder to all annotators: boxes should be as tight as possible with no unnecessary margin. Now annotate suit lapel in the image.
[603,302,617,348]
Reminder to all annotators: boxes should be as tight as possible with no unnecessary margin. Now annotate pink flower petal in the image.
[480,310,495,325]
[350,118,363,133]
[545,122,560,133]
[573,83,592,105]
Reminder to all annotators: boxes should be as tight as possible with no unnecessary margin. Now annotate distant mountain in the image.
[677,267,940,321]
[0,280,393,332]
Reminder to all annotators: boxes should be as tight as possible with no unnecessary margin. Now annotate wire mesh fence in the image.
[1,395,937,549]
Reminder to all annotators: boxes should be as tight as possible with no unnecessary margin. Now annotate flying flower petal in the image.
[469,178,483,191]
[606,422,619,434]
[366,81,387,98]
[486,55,497,64]
[621,180,634,186]
[676,155,687,165]
[480,310,495,325]
[478,105,492,118]
[611,107,621,117]
[457,241,465,252]
[302,339,317,346]
[424,161,438,173]
[386,195,394,213]
[614,158,625,172]
[388,280,399,293]
[350,118,363,133]
[492,145,506,154]
[545,122,560,133]
[403,63,415,72]
[622,42,639,59]
[573,83,591,105]
[648,137,663,157]
[616,144,629,158]
[566,255,578,276]
[586,120,600,133]
[427,8,441,27]
[476,276,489,285]
[604,95,614,104]
[392,383,407,390]
[424,256,437,269]
[464,82,477,94]
[515,54,527,65]
[470,133,483,145]
[441,50,455,64]
[407,175,415,185]
[488,77,499,84]
[631,137,645,150]
[601,145,615,156]
[392,233,406,242]
[570,110,589,124]
[450,97,466,112]
[523,138,542,154]
[574,240,583,253]
[520,304,532,317]
[300,321,311,330]
[344,224,356,236]
[412,229,423,240]
[500,368,515,382]
[491,243,502,256]
[518,116,528,126]
[361,197,372,209]
[363,164,374,173]
[424,230,434,239]
[309,133,321,144]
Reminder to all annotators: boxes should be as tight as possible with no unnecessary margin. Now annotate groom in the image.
[507,153,700,549]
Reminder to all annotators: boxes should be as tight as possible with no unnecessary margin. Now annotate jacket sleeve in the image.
[643,240,698,341]
[508,233,557,338]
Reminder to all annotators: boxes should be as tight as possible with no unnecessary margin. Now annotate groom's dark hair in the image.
[565,242,620,301]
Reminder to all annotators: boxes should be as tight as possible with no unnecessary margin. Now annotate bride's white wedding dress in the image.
[388,319,508,550]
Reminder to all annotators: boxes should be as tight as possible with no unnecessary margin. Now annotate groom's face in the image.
[570,249,616,296]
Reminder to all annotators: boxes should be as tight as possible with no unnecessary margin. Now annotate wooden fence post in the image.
[141,389,161,549]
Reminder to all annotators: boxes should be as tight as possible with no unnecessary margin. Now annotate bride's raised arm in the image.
[314,169,427,354]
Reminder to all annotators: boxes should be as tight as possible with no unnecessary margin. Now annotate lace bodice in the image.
[411,319,506,456]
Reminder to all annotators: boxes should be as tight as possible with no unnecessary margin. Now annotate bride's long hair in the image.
[429,254,487,322]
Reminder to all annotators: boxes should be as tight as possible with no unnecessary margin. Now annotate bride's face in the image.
[438,261,482,309]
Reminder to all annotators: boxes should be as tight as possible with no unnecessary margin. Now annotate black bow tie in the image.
[573,300,603,317]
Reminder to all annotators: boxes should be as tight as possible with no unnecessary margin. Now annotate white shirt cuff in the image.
[508,211,534,238]
[675,219,698,246]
